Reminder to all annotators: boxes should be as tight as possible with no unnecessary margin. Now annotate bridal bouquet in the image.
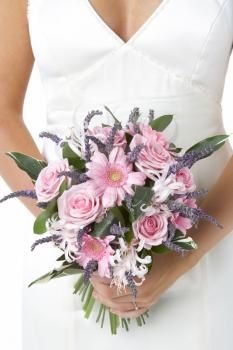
[0,106,229,334]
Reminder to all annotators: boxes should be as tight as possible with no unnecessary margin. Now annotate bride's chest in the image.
[27,0,233,84]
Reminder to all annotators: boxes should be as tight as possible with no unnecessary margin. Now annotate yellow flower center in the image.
[108,171,122,182]
[89,241,102,253]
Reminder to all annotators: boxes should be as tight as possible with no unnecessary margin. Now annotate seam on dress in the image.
[190,0,230,87]
[126,44,222,111]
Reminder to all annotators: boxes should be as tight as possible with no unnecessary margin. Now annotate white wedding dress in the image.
[24,0,233,349]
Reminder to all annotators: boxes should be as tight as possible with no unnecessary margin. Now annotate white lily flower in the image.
[110,241,152,295]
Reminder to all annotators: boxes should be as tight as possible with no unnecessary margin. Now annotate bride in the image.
[0,0,233,349]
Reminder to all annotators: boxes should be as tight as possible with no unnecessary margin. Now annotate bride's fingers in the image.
[90,273,111,285]
[91,280,131,299]
[93,292,136,312]
[110,307,149,319]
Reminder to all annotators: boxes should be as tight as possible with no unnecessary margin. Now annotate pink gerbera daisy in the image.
[86,147,146,208]
[76,234,115,278]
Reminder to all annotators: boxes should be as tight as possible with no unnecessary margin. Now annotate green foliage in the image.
[28,261,83,287]
[92,207,125,238]
[5,152,47,183]
[59,179,67,196]
[62,142,85,170]
[149,115,173,132]
[33,199,58,234]
[131,186,154,220]
[104,105,122,128]
[151,230,198,253]
[186,134,230,153]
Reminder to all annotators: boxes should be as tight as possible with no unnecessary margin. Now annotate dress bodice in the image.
[27,0,233,188]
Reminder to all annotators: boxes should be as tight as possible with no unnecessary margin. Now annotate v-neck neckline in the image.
[85,0,170,46]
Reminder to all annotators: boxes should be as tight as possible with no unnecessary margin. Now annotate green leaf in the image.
[92,211,115,237]
[172,236,198,250]
[149,115,173,132]
[124,228,134,244]
[125,132,133,145]
[56,253,66,261]
[73,273,84,294]
[59,179,67,196]
[28,262,83,287]
[104,105,122,128]
[92,207,125,237]
[28,271,53,287]
[151,245,170,253]
[131,186,154,220]
[101,123,111,128]
[33,199,58,234]
[109,207,125,226]
[62,142,85,170]
[185,134,230,154]
[169,143,182,153]
[5,152,47,183]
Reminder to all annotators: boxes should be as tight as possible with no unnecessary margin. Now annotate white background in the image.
[0,54,233,349]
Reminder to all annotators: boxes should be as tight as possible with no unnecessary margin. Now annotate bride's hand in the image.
[90,250,199,318]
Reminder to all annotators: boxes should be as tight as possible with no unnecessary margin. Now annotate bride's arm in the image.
[0,0,44,217]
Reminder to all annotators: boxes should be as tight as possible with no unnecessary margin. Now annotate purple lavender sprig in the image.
[163,220,187,256]
[57,170,88,184]
[167,220,177,241]
[186,188,209,199]
[163,240,187,257]
[125,271,137,298]
[105,123,118,154]
[148,109,155,123]
[167,145,215,177]
[171,188,209,201]
[84,136,92,162]
[0,189,37,203]
[77,228,86,251]
[85,136,107,155]
[124,193,134,213]
[39,131,64,146]
[83,110,103,133]
[110,224,129,237]
[83,260,98,284]
[83,110,103,162]
[127,107,141,134]
[31,234,62,251]
[127,144,145,162]
[167,200,223,228]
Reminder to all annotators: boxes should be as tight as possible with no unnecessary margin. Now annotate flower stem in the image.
[73,273,84,294]
[96,303,104,323]
[101,305,106,328]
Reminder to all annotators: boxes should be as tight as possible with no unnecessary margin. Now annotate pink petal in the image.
[127,172,146,186]
[109,147,125,164]
[102,187,118,208]
[91,151,108,166]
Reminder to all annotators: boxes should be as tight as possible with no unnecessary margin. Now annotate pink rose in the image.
[130,133,175,176]
[133,212,168,247]
[175,167,196,194]
[35,159,70,202]
[57,181,105,229]
[126,122,170,149]
[170,197,197,234]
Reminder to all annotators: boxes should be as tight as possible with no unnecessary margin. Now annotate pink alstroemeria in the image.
[86,147,146,208]
[76,234,115,278]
